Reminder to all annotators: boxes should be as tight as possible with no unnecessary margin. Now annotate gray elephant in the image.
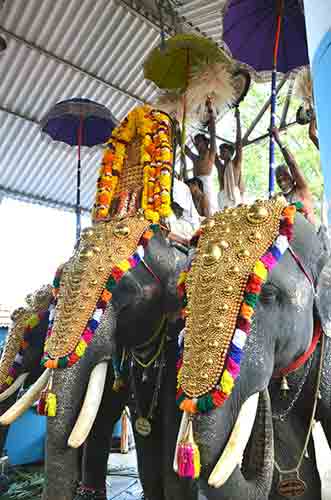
[0,286,52,456]
[0,219,196,500]
[175,198,331,500]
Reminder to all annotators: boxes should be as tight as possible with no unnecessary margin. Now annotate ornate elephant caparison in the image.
[0,105,197,500]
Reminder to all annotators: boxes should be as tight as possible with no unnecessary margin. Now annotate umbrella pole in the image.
[76,116,83,241]
[269,1,284,197]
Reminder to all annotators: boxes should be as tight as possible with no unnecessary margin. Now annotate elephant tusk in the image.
[208,392,259,488]
[0,373,29,402]
[68,362,108,449]
[173,410,189,473]
[0,369,51,426]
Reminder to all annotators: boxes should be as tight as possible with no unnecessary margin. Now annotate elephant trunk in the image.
[201,390,273,500]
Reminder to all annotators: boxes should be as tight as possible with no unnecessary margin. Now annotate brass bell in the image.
[280,376,290,398]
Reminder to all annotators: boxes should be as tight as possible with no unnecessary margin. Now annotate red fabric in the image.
[273,322,322,378]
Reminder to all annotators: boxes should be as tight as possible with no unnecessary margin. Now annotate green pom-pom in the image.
[58,357,68,368]
[244,293,258,308]
[106,277,116,291]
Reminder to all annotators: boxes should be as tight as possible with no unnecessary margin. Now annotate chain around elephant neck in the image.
[272,354,313,422]
[274,332,325,477]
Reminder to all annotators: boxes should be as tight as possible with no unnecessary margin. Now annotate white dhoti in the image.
[218,187,242,210]
[197,174,218,215]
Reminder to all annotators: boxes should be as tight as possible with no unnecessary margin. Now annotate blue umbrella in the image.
[222,0,309,195]
[40,98,117,240]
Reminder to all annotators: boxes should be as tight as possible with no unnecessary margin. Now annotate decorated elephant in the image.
[0,105,199,500]
[0,285,52,455]
[174,197,331,500]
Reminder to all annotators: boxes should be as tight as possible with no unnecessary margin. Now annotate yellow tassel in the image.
[46,392,57,417]
[112,377,125,392]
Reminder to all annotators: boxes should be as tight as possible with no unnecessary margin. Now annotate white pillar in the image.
[304,1,331,222]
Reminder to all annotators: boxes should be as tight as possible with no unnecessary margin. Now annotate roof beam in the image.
[0,26,145,105]
[117,0,222,46]
[0,185,91,214]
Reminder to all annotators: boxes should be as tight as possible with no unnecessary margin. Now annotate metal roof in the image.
[0,0,228,214]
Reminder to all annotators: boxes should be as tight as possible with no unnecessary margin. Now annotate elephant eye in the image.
[260,284,278,304]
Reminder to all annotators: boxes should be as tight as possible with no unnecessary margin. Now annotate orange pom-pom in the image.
[180,399,197,414]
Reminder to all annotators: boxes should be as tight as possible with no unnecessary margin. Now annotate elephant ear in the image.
[316,257,331,337]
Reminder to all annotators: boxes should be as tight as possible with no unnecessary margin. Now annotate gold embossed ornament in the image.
[182,198,286,399]
[43,215,150,367]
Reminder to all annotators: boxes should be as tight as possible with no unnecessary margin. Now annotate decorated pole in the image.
[269,0,284,196]
[304,0,331,222]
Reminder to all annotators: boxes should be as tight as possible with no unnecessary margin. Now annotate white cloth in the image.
[197,174,218,215]
[218,186,242,210]
[172,178,201,231]
[218,161,243,210]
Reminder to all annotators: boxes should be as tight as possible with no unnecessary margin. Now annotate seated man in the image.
[215,106,244,209]
[167,176,201,241]
[184,99,218,215]
[186,177,210,218]
[272,127,315,224]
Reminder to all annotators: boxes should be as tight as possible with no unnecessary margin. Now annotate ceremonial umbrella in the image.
[40,98,117,240]
[144,33,232,177]
[222,0,309,194]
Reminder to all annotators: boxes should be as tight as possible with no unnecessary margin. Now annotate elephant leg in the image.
[78,372,129,498]
[0,393,18,456]
[42,362,90,500]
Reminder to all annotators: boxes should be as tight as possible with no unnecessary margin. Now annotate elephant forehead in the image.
[181,197,286,398]
[45,216,150,360]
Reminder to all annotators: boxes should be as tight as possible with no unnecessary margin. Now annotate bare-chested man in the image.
[272,127,315,224]
[215,106,244,210]
[184,98,218,215]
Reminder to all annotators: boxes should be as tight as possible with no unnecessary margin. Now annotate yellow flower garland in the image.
[93,105,173,223]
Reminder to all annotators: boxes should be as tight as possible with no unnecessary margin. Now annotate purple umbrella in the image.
[222,0,309,194]
[40,98,117,240]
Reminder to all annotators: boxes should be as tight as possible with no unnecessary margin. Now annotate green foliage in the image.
[215,79,323,202]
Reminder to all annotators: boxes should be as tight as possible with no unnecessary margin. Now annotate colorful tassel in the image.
[176,418,200,479]
[45,392,57,417]
[37,371,57,417]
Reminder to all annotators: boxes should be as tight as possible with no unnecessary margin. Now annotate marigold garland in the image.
[93,105,173,224]
[176,203,303,416]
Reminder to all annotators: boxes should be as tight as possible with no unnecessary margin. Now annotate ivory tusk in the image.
[208,392,259,488]
[0,369,51,426]
[0,373,29,402]
[68,362,108,449]
[173,411,189,473]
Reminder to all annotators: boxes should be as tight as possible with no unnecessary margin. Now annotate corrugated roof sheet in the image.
[0,0,229,213]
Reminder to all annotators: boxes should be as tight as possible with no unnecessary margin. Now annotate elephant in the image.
[174,198,331,500]
[0,220,196,500]
[0,285,52,456]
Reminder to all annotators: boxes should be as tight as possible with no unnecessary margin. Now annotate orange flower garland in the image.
[93,105,173,224]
